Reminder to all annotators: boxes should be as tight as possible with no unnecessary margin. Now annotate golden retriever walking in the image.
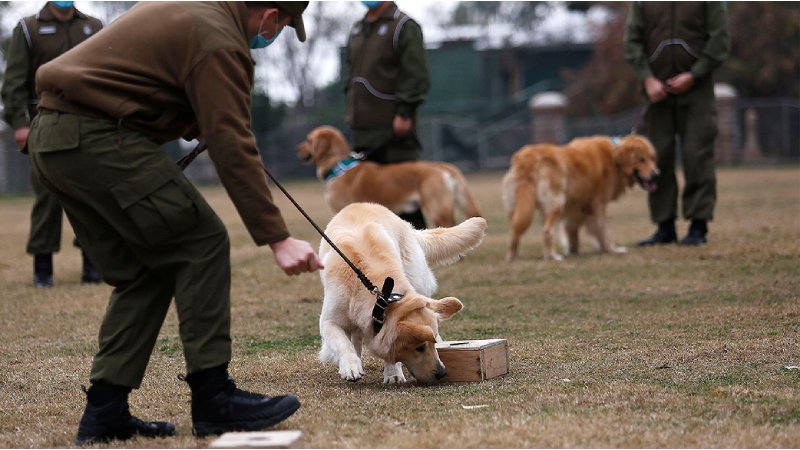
[297,126,481,228]
[318,202,486,384]
[502,134,658,261]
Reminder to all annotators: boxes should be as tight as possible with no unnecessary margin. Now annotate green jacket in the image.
[344,2,429,136]
[623,1,730,87]
[35,2,290,246]
[1,4,102,130]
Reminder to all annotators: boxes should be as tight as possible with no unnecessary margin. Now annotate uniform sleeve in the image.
[1,23,33,130]
[184,49,290,246]
[690,2,731,80]
[622,2,653,81]
[394,19,429,118]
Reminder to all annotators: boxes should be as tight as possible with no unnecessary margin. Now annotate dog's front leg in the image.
[383,362,406,384]
[320,320,365,381]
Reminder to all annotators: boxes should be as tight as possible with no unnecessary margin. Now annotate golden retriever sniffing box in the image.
[297,126,481,228]
[502,134,658,261]
[318,202,486,385]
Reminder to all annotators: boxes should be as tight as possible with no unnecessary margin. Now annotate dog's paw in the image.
[383,373,407,384]
[612,245,628,254]
[383,362,407,384]
[338,357,365,381]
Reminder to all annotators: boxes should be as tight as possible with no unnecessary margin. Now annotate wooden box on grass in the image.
[210,431,303,449]
[435,339,509,382]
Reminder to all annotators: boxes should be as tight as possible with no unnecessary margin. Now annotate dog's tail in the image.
[417,216,487,267]
[445,165,482,219]
[502,152,539,261]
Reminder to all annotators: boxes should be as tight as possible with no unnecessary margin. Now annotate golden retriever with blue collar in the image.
[297,126,481,228]
[502,134,659,261]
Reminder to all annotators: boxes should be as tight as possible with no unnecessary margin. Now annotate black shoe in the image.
[75,384,176,445]
[81,252,102,284]
[679,220,708,246]
[186,365,301,437]
[33,254,53,288]
[637,221,677,246]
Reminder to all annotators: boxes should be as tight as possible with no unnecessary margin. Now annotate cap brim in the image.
[290,14,306,42]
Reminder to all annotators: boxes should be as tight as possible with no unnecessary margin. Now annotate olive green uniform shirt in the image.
[344,2,430,161]
[623,1,730,86]
[1,5,102,130]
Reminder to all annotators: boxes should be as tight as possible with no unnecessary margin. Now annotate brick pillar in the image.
[714,83,738,164]
[529,91,567,144]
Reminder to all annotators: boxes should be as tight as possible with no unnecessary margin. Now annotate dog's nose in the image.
[435,366,447,380]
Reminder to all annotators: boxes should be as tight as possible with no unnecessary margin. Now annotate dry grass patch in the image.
[0,166,798,448]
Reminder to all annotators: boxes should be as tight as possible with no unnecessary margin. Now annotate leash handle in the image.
[177,139,208,170]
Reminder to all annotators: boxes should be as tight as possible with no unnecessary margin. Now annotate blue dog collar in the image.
[324,158,360,182]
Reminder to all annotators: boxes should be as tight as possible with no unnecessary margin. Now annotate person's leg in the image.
[638,100,678,245]
[26,168,63,286]
[29,111,184,443]
[677,90,717,244]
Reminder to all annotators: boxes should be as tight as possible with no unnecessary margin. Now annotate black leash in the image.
[177,139,403,333]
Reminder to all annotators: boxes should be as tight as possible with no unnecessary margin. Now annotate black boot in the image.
[398,207,427,230]
[33,254,53,288]
[75,383,176,445]
[637,221,677,246]
[186,364,301,437]
[80,251,102,284]
[679,220,708,245]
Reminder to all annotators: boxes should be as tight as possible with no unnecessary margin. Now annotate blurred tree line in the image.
[1,1,797,124]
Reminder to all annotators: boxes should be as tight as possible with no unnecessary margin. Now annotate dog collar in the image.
[324,158,360,182]
[610,136,621,147]
[372,277,405,334]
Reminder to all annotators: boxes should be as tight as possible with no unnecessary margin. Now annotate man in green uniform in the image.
[27,1,322,444]
[1,1,102,287]
[624,1,730,245]
[344,1,431,229]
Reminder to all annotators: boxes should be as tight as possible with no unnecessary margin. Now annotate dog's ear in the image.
[615,138,636,176]
[428,296,463,320]
[397,321,437,344]
[311,130,332,160]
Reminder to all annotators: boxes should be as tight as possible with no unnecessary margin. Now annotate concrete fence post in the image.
[529,91,567,145]
[714,83,738,164]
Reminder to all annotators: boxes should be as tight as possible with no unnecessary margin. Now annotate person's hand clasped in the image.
[269,237,324,276]
[644,76,668,104]
[666,72,695,95]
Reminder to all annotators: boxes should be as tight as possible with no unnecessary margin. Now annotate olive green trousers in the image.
[642,85,718,224]
[28,110,231,388]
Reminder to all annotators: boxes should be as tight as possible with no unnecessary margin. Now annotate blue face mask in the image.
[249,12,281,49]
[361,1,382,9]
[51,1,74,10]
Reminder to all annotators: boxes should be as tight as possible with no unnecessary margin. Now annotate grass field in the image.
[0,166,798,448]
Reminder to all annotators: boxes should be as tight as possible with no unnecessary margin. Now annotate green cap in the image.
[274,1,308,42]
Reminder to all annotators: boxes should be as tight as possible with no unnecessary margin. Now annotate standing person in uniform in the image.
[624,1,730,246]
[344,1,430,229]
[1,1,102,287]
[26,1,322,444]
